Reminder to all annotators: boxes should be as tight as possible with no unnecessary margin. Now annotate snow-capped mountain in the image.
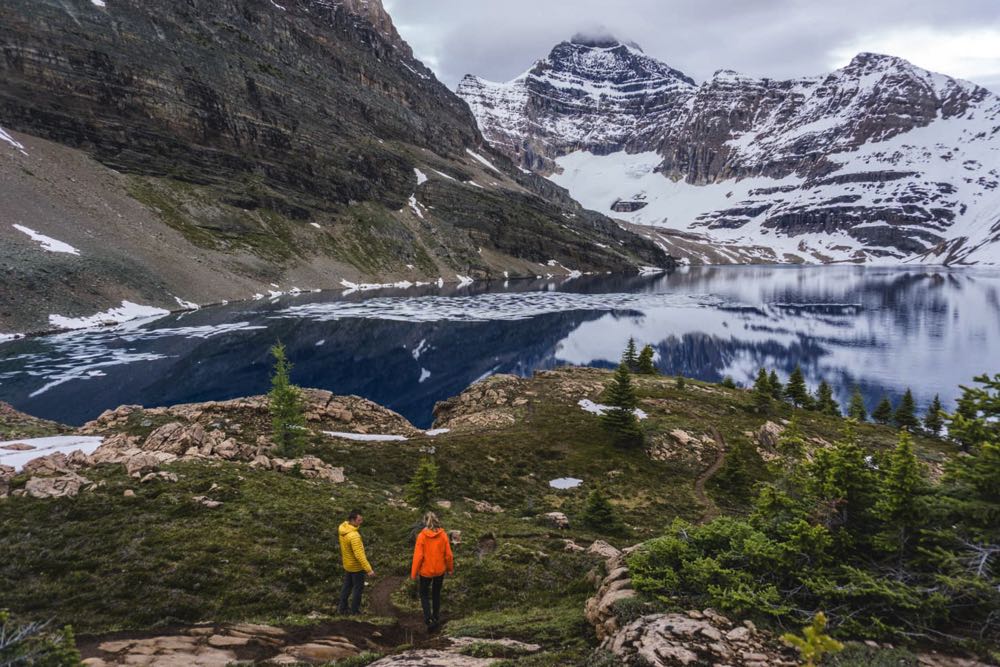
[459,40,1000,265]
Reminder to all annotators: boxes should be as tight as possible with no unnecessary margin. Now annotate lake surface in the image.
[1,266,998,428]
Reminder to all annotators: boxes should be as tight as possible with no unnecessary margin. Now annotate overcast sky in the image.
[383,0,1000,93]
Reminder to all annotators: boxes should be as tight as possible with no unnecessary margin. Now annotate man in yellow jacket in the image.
[337,509,375,615]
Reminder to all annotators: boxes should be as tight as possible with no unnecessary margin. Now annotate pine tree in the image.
[815,380,841,417]
[269,342,307,458]
[923,394,945,435]
[781,612,844,667]
[847,386,868,422]
[622,338,639,371]
[893,389,919,430]
[602,363,644,448]
[947,373,1000,450]
[872,396,894,425]
[752,368,772,413]
[406,457,440,511]
[768,370,784,400]
[784,365,811,408]
[636,345,658,375]
[806,423,879,549]
[874,432,926,556]
[778,416,808,455]
[675,375,686,390]
[721,376,737,389]
[581,486,622,532]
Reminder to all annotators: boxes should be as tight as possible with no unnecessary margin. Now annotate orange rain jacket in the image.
[410,528,454,579]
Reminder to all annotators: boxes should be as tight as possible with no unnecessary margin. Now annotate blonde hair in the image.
[423,511,442,530]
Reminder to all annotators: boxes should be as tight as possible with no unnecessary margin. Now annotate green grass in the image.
[0,368,961,661]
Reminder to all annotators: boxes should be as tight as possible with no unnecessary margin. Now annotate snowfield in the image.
[0,436,104,472]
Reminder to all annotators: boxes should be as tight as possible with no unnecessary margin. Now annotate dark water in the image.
[1,266,998,428]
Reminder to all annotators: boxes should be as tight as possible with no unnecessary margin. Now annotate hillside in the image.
[0,1,670,335]
[458,38,1000,266]
[3,366,995,666]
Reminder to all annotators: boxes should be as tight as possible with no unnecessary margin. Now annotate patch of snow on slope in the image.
[0,436,105,472]
[323,431,408,442]
[49,301,170,331]
[414,168,428,185]
[0,127,27,155]
[12,225,80,255]
[466,148,501,173]
[578,399,648,420]
[173,297,200,311]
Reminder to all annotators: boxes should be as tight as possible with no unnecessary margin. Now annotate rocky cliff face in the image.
[459,40,1000,265]
[458,34,696,172]
[0,2,670,334]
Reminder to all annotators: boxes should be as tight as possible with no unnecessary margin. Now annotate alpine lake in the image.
[2,265,998,429]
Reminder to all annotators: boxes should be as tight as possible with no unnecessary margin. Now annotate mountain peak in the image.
[568,30,644,52]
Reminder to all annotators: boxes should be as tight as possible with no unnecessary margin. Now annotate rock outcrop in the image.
[584,542,798,666]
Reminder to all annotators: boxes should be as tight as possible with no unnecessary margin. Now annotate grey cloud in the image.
[383,0,1000,91]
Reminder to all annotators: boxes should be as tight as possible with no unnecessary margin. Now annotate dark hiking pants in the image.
[338,571,365,614]
[418,575,444,624]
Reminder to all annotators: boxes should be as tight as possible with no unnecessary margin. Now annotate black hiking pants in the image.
[418,575,444,624]
[338,571,365,614]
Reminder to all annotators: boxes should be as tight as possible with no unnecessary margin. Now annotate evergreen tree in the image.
[768,370,784,400]
[948,373,1000,450]
[784,365,811,408]
[923,394,945,436]
[268,342,307,458]
[815,380,841,417]
[581,485,622,532]
[602,363,644,448]
[847,386,868,422]
[675,375,686,390]
[406,457,440,511]
[721,376,737,389]
[622,337,639,371]
[752,368,772,413]
[872,395,894,425]
[874,432,927,556]
[778,416,808,456]
[636,345,658,375]
[782,612,844,667]
[893,388,919,430]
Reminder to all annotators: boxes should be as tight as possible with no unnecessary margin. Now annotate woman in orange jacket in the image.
[410,511,454,630]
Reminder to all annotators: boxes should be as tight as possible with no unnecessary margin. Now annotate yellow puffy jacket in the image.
[338,521,373,573]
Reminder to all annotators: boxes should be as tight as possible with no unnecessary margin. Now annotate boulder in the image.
[1,442,35,451]
[140,471,179,484]
[125,453,164,478]
[369,650,496,666]
[587,540,622,562]
[464,497,503,514]
[22,452,72,477]
[542,511,570,529]
[756,421,785,449]
[144,422,207,456]
[283,640,358,663]
[25,473,90,499]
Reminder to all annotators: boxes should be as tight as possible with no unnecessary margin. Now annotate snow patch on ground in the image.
[419,368,432,383]
[412,339,429,361]
[173,297,200,311]
[456,275,475,287]
[323,431,408,442]
[414,168,428,185]
[578,398,648,420]
[549,477,583,489]
[0,333,24,344]
[424,428,450,436]
[0,436,104,472]
[466,148,501,173]
[408,195,424,219]
[49,302,170,331]
[12,225,80,255]
[0,127,28,155]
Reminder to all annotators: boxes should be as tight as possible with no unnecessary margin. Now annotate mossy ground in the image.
[0,368,957,664]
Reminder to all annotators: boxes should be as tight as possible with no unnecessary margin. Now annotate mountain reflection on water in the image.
[1,266,997,428]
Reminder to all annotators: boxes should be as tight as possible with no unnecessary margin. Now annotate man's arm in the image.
[350,531,374,574]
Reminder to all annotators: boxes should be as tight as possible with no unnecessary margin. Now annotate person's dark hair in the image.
[348,509,362,521]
